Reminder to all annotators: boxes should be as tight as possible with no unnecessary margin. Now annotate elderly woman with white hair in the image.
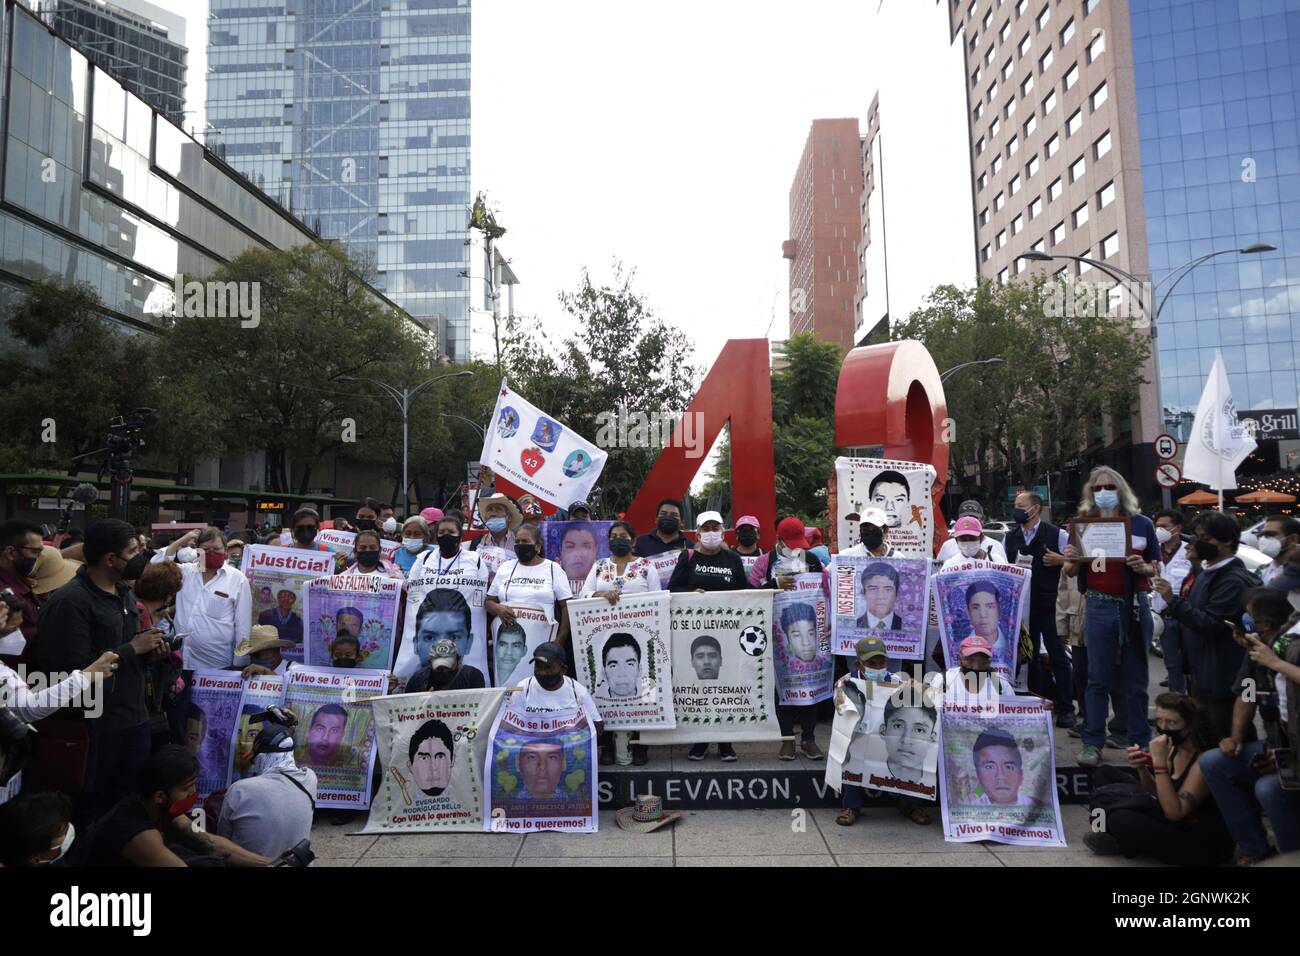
[1062,466,1162,768]
[393,515,431,576]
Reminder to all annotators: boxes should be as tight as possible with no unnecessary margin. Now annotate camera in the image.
[249,705,297,729]
[0,707,34,788]
[0,588,23,615]
[269,839,315,867]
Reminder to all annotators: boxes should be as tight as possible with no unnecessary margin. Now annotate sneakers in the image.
[718,743,738,762]
[1078,744,1102,768]
[800,738,824,760]
[1084,831,1121,856]
[687,743,708,761]
[778,740,796,761]
[1055,711,1077,729]
[1105,733,1126,750]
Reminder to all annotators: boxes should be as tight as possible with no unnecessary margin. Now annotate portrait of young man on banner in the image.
[932,561,1030,682]
[829,555,931,660]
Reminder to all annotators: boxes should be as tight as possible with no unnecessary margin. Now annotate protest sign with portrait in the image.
[932,560,1030,681]
[542,519,613,595]
[829,555,931,659]
[570,590,675,729]
[772,575,834,705]
[938,696,1065,846]
[240,545,335,662]
[827,678,939,801]
[188,671,244,798]
[313,528,399,561]
[284,665,386,810]
[834,457,937,558]
[491,604,556,687]
[393,551,490,683]
[228,674,285,785]
[302,574,402,670]
[360,688,507,833]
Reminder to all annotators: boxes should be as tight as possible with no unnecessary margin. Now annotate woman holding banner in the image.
[486,524,573,647]
[580,521,661,602]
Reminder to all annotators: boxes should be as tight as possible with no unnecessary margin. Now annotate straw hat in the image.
[235,624,294,657]
[614,794,683,833]
[476,493,522,530]
[31,545,77,595]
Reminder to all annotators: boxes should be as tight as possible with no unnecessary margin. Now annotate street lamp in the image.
[439,413,486,437]
[1018,244,1276,506]
[341,370,474,517]
[940,357,1006,384]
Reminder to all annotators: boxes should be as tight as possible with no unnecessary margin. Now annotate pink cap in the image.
[959,635,994,657]
[420,507,444,524]
[953,515,983,537]
[736,515,760,529]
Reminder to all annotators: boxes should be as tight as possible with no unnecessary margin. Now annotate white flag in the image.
[478,379,608,507]
[1182,350,1255,491]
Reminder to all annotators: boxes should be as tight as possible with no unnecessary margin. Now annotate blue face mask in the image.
[863,666,890,682]
[1241,612,1257,633]
[1094,490,1119,511]
[486,517,508,534]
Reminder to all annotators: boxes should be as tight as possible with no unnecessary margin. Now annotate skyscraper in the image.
[28,0,186,125]
[207,0,472,360]
[784,118,861,352]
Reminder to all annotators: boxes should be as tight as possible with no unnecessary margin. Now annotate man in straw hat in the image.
[238,624,296,678]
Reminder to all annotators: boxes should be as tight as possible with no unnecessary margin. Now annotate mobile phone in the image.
[1275,750,1299,792]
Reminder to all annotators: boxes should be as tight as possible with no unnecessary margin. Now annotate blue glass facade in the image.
[1132,0,1300,435]
[206,0,472,360]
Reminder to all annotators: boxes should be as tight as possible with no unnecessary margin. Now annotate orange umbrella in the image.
[1177,490,1219,505]
[1235,489,1297,504]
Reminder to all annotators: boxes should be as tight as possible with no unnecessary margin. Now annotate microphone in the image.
[54,483,100,544]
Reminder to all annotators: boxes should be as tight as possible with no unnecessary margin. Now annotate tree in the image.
[891,278,1150,507]
[157,243,430,494]
[0,279,217,476]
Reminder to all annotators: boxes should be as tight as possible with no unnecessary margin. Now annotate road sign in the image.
[1154,433,1178,460]
[1154,462,1181,489]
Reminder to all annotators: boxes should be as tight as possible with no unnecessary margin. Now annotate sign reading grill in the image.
[1237,408,1300,441]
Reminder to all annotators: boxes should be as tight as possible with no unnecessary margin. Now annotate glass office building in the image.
[207,0,472,360]
[1132,0,1300,445]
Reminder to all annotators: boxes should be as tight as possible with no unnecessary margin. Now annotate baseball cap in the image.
[953,515,983,537]
[735,515,760,529]
[420,507,444,525]
[958,499,985,519]
[958,635,994,658]
[429,638,460,669]
[696,510,724,529]
[777,517,806,548]
[568,500,591,514]
[855,636,889,663]
[530,641,566,665]
[859,508,889,530]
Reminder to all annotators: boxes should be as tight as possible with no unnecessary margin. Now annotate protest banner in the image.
[188,671,244,798]
[491,604,556,687]
[479,379,608,507]
[569,591,675,729]
[645,549,686,585]
[240,545,334,662]
[360,688,508,833]
[393,551,490,683]
[284,665,387,810]
[302,573,402,670]
[484,688,598,833]
[938,695,1066,846]
[739,553,761,574]
[826,678,938,801]
[772,574,834,705]
[828,555,930,660]
[229,674,285,785]
[313,528,399,561]
[932,560,1030,682]
[542,519,613,594]
[639,590,782,745]
[834,457,937,558]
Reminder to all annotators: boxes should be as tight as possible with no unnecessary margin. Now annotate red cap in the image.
[959,635,994,657]
[777,517,806,548]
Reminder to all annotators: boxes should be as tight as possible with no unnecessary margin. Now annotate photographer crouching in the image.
[217,707,317,860]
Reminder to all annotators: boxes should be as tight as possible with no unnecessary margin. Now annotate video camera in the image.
[269,839,315,868]
[249,705,297,729]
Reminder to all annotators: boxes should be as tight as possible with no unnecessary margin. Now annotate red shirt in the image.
[0,565,39,665]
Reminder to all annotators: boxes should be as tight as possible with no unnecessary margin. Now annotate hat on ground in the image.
[615,794,684,833]
[958,635,994,658]
[530,641,565,666]
[735,515,761,529]
[958,500,985,519]
[953,515,984,537]
[855,636,889,663]
[858,508,889,530]
[696,510,724,528]
[429,638,460,669]
[236,624,295,658]
[420,507,444,525]
[476,493,523,530]
[30,545,77,595]
[777,517,807,548]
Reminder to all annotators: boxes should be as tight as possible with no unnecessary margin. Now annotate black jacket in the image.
[405,664,486,693]
[1168,556,1258,700]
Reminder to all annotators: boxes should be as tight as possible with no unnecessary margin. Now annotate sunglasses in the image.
[1092,484,1118,491]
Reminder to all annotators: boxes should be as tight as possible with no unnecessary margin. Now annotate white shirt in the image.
[410,548,484,580]
[1019,521,1070,553]
[515,675,601,725]
[936,536,1008,565]
[1152,541,1192,612]
[488,558,573,606]
[838,543,895,558]
[154,552,252,670]
[580,557,662,596]
[0,660,89,722]
[927,666,1017,706]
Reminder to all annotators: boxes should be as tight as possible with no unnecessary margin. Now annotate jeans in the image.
[1026,602,1074,714]
[1199,742,1300,858]
[1083,591,1152,749]
[1159,621,1187,693]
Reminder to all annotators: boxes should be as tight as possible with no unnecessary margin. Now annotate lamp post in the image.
[1018,244,1276,507]
[341,370,474,517]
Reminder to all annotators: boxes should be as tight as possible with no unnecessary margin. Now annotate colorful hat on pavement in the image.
[615,794,684,832]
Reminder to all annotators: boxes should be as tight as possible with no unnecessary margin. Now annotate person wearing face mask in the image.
[0,520,45,666]
[732,515,764,572]
[217,714,317,859]
[287,507,330,552]
[486,525,573,645]
[344,528,404,580]
[405,637,485,693]
[518,641,603,728]
[0,791,76,865]
[393,516,431,576]
[1198,587,1300,864]
[470,494,521,575]
[1150,509,1192,692]
[804,526,831,566]
[82,745,273,866]
[1254,516,1300,587]
[838,509,895,558]
[152,527,252,672]
[353,498,383,533]
[1154,511,1259,742]
[633,498,689,556]
[1003,492,1075,728]
[1063,467,1162,768]
[1084,693,1234,865]
[379,504,399,538]
[225,538,246,569]
[238,625,295,678]
[935,502,1009,564]
[581,521,662,602]
[938,516,1008,570]
[36,519,169,824]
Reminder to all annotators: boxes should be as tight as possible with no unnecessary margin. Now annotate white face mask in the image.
[382,517,399,534]
[958,540,981,558]
[1155,526,1173,545]
[176,547,199,564]
[402,537,425,554]
[698,531,724,550]
[37,823,75,864]
[1258,536,1282,559]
